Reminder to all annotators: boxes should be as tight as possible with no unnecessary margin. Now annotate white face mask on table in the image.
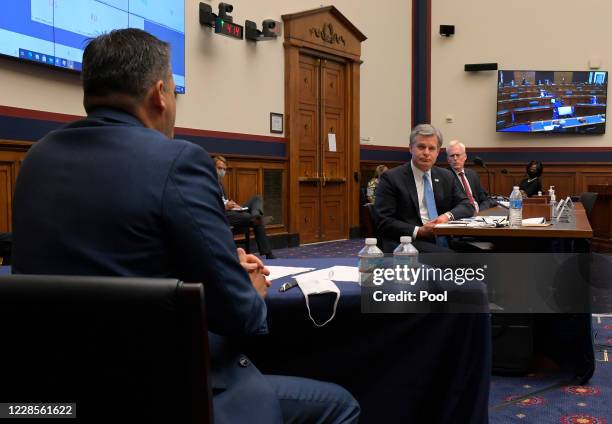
[295,278,340,327]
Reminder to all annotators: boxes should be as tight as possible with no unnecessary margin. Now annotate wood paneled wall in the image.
[0,141,30,232]
[216,156,289,235]
[361,160,612,200]
[2,138,611,243]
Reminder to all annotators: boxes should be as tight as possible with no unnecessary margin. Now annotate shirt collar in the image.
[410,160,432,181]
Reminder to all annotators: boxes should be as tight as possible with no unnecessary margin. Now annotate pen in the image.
[278,281,299,292]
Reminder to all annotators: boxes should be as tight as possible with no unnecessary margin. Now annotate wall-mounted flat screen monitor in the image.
[0,1,186,93]
[496,70,607,134]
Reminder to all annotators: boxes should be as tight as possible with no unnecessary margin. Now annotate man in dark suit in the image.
[12,29,358,424]
[214,155,275,259]
[446,140,497,212]
[375,124,474,252]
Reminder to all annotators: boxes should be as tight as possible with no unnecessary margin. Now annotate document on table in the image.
[266,266,315,281]
[521,217,550,227]
[436,216,508,228]
[294,266,359,283]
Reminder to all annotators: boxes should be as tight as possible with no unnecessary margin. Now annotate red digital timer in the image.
[215,18,243,40]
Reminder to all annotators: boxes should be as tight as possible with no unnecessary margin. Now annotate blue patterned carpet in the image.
[272,238,364,258]
[489,314,611,423]
[269,239,612,423]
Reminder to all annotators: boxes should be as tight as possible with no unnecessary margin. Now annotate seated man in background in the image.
[12,28,358,424]
[214,156,276,259]
[375,124,474,253]
[446,140,497,212]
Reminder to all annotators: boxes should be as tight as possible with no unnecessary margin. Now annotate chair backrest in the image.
[580,191,598,223]
[0,275,212,423]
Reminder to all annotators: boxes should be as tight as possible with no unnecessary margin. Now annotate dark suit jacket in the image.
[375,163,474,243]
[452,167,498,211]
[12,108,282,423]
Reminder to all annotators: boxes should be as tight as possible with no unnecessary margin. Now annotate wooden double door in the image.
[296,54,348,243]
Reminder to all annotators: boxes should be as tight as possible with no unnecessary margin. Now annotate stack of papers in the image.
[436,216,508,228]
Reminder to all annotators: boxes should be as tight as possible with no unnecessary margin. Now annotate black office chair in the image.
[0,232,11,264]
[579,191,598,223]
[0,275,212,424]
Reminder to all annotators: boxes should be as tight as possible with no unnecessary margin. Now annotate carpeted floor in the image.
[489,314,611,423]
[267,239,612,423]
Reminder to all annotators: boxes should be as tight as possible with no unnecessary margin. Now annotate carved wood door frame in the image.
[283,6,366,243]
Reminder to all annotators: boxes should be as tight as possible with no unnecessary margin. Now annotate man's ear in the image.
[149,80,166,112]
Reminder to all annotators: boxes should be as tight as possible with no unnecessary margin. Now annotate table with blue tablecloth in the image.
[246,258,491,424]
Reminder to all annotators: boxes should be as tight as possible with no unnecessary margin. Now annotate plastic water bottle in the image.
[548,186,557,221]
[358,238,384,286]
[393,236,419,284]
[509,186,523,228]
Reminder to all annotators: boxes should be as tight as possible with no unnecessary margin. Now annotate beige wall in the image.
[0,1,411,147]
[432,0,611,148]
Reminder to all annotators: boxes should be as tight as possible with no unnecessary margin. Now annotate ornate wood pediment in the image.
[282,6,366,60]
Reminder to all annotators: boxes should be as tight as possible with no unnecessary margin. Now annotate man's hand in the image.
[417,221,437,239]
[227,200,241,209]
[237,248,271,298]
[431,214,450,224]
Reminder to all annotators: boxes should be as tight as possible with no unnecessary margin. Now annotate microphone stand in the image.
[474,157,495,198]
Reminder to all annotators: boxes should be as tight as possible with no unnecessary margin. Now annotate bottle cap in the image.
[400,236,412,243]
[513,186,519,190]
[365,238,377,245]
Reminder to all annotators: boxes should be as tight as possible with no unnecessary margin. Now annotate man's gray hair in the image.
[409,124,443,148]
[447,139,466,153]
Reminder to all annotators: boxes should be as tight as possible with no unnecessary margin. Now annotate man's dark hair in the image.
[82,28,170,103]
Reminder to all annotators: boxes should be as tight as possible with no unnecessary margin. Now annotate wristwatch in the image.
[444,212,454,221]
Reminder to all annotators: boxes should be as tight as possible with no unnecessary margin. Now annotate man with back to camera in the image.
[374,124,474,253]
[11,29,359,424]
[446,140,498,212]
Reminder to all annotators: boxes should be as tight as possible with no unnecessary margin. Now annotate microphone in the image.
[473,156,494,199]
[500,168,508,175]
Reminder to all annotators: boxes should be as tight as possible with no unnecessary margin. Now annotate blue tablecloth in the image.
[247,258,492,423]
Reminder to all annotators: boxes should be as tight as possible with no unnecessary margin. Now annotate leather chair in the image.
[579,191,598,223]
[0,275,212,423]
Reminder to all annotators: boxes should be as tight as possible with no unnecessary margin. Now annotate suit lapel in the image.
[431,167,444,208]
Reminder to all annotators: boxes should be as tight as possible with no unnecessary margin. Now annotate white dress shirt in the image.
[410,161,433,239]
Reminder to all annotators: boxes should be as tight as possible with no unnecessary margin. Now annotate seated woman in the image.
[518,160,543,197]
[366,164,388,204]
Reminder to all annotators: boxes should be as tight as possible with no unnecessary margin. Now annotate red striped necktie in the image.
[459,171,477,211]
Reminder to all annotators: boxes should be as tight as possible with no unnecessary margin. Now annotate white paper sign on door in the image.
[328,133,337,152]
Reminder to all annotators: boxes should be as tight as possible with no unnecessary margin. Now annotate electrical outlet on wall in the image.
[445,114,454,123]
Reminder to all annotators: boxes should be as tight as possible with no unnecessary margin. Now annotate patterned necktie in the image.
[422,173,438,220]
[459,172,477,211]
